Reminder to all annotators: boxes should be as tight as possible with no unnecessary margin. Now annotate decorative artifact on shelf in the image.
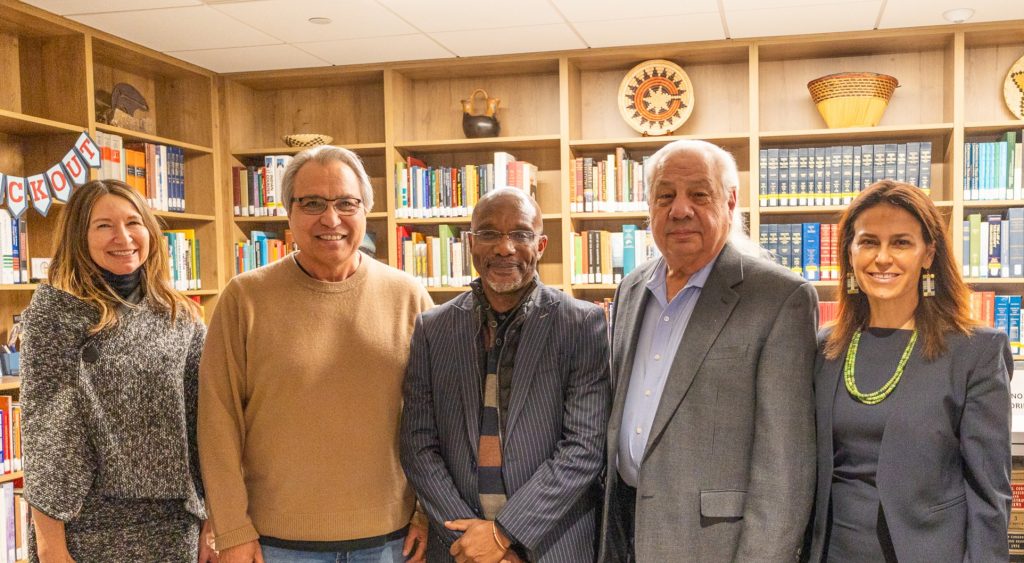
[617,59,694,136]
[807,72,898,129]
[1004,52,1024,120]
[461,89,500,138]
[282,134,334,147]
[95,83,154,134]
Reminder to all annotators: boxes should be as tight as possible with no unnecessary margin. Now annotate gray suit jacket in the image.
[599,243,818,563]
[400,283,611,562]
[808,327,1012,563]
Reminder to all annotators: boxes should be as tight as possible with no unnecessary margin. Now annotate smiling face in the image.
[850,202,935,315]
[288,159,366,281]
[470,192,548,307]
[87,193,150,275]
[649,149,736,275]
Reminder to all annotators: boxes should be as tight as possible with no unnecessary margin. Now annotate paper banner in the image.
[0,131,103,217]
[73,132,101,168]
[5,176,27,218]
[61,150,89,186]
[27,174,51,217]
[46,163,72,203]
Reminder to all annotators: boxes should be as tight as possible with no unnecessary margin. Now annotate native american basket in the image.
[807,72,898,128]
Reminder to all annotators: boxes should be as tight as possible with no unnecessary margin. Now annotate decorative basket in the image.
[282,134,333,147]
[807,72,898,128]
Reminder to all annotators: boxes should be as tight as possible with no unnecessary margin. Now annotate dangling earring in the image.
[846,272,860,294]
[921,269,936,298]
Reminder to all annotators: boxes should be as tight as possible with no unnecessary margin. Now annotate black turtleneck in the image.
[99,267,143,300]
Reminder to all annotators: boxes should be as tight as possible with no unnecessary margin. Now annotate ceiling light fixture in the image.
[308,17,332,25]
[942,8,974,24]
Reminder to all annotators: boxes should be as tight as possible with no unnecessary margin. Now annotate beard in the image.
[484,272,527,293]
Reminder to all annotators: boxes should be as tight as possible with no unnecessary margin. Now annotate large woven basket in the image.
[807,72,898,128]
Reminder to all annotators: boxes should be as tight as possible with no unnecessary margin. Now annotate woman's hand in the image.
[198,519,219,563]
[32,507,75,563]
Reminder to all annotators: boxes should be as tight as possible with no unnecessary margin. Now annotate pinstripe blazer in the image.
[400,282,611,562]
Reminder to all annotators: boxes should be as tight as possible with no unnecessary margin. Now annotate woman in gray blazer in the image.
[21,180,215,563]
[808,180,1012,562]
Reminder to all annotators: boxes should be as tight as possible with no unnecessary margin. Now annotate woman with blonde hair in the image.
[20,179,216,562]
[807,180,1012,562]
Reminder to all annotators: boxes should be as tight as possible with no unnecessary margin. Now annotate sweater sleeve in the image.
[185,320,207,503]
[198,283,258,550]
[20,290,97,521]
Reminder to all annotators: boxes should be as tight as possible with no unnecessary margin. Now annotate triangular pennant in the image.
[27,173,52,217]
[61,150,89,186]
[5,176,27,218]
[46,162,73,203]
[73,131,101,168]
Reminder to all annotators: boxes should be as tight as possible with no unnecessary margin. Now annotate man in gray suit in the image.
[599,140,818,562]
[401,188,611,562]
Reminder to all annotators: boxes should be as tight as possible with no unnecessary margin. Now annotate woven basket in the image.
[282,133,333,147]
[807,72,898,128]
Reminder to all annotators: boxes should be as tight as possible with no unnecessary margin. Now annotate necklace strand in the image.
[843,329,918,405]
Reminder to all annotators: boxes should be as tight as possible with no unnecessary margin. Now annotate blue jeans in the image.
[261,538,405,563]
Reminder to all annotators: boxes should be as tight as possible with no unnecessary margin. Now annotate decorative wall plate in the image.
[618,59,694,136]
[1004,53,1024,120]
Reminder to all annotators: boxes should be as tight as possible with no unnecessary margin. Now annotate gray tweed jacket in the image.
[20,284,206,521]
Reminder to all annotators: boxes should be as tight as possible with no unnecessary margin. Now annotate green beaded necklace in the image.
[843,329,918,405]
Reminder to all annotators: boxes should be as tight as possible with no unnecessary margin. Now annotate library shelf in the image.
[95,123,214,155]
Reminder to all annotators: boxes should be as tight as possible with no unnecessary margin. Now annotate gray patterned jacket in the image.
[20,284,206,521]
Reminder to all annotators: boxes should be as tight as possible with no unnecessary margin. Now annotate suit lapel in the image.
[452,294,483,458]
[643,245,743,460]
[608,264,654,443]
[505,287,556,439]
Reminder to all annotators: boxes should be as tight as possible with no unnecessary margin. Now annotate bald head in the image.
[471,188,543,233]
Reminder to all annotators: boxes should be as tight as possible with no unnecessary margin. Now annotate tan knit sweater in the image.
[198,254,432,550]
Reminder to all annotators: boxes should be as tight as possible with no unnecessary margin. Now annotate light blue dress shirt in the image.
[617,256,717,487]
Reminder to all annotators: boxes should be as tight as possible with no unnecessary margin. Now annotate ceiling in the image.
[21,0,1024,73]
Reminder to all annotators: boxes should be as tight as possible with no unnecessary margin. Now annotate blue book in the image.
[778,149,790,207]
[765,224,780,266]
[995,295,1011,341]
[918,142,933,192]
[989,214,1003,278]
[622,224,637,276]
[778,225,792,269]
[1002,219,1011,278]
[802,223,820,281]
[814,147,827,205]
[1010,295,1022,355]
[766,148,779,208]
[758,149,768,206]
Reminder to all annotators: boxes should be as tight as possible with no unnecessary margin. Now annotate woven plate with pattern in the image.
[618,59,694,136]
[1004,53,1024,120]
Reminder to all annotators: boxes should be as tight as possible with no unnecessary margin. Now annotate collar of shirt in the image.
[644,255,718,307]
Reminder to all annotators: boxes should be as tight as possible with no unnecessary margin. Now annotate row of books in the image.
[569,149,649,213]
[1010,467,1023,560]
[962,210,1024,279]
[0,211,28,285]
[759,223,841,282]
[95,132,188,212]
[162,230,201,291]
[757,142,933,207]
[394,152,537,219]
[969,291,1024,354]
[0,396,20,477]
[234,230,295,275]
[231,155,292,217]
[395,225,478,287]
[570,226,661,285]
[0,483,25,563]
[964,131,1023,200]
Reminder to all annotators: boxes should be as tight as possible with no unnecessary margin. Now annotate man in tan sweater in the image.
[199,146,432,563]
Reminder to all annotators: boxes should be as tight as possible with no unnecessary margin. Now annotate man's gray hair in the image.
[281,145,374,216]
[644,139,764,257]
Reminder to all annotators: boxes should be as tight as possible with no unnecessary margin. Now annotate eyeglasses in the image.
[291,196,363,216]
[470,230,539,245]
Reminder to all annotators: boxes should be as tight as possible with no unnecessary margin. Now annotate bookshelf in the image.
[0,0,225,336]
[210,22,1024,306]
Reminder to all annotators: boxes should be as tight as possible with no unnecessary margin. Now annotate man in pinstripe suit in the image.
[401,188,611,562]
